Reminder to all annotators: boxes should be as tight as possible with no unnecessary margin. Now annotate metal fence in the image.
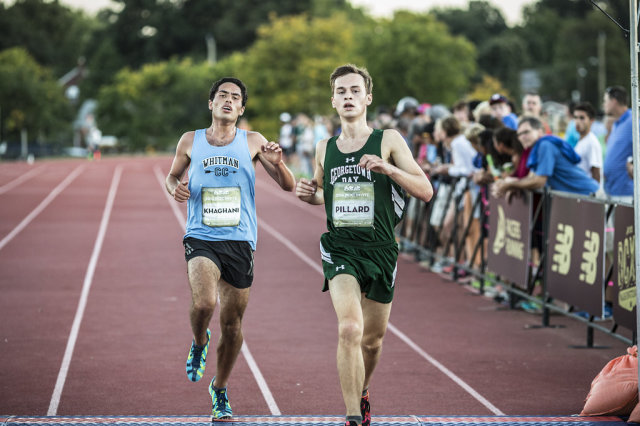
[398,176,635,347]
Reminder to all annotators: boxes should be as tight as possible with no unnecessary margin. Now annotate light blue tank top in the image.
[185,128,257,250]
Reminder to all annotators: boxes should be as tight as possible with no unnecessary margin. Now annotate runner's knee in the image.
[338,320,363,345]
[192,296,216,315]
[220,317,242,339]
[361,335,383,355]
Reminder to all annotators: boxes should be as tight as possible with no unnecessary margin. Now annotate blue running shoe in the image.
[209,377,232,420]
[186,329,210,382]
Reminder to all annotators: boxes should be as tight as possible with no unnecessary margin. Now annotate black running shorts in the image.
[183,237,254,289]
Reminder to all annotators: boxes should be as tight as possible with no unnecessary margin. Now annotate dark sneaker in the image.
[361,390,370,426]
[345,422,359,426]
[209,377,232,420]
[186,329,210,382]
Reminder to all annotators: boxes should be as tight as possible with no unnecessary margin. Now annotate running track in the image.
[0,156,632,417]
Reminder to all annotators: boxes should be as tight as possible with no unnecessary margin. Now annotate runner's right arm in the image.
[166,131,194,203]
[296,138,326,205]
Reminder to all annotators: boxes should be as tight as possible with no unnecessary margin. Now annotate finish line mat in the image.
[0,416,627,426]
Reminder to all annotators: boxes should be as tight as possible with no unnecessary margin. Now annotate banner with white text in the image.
[545,196,605,315]
[487,193,532,288]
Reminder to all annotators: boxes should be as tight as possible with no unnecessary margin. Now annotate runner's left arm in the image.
[358,129,433,203]
[251,132,296,191]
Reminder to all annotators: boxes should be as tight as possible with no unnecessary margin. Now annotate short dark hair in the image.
[330,64,373,94]
[440,116,461,137]
[574,102,596,119]
[478,114,503,130]
[518,115,544,131]
[494,127,522,154]
[209,77,248,106]
[452,100,468,111]
[605,86,628,106]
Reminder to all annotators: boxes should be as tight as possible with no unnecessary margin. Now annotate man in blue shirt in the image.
[490,93,518,130]
[492,116,599,197]
[602,86,634,198]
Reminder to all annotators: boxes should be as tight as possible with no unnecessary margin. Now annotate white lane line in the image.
[240,342,281,415]
[153,166,281,416]
[153,166,188,226]
[387,323,504,415]
[48,165,123,415]
[0,165,85,252]
[259,220,323,274]
[258,217,505,416]
[0,166,45,195]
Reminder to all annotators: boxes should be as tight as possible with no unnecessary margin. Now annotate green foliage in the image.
[516,6,563,67]
[542,9,630,107]
[0,47,71,140]
[478,31,529,97]
[467,74,510,102]
[432,1,508,47]
[212,13,360,140]
[96,58,215,151]
[94,10,479,149]
[3,0,635,151]
[358,11,476,107]
[0,0,94,77]
[85,0,358,72]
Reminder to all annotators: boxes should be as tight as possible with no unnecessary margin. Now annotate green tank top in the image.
[323,129,406,246]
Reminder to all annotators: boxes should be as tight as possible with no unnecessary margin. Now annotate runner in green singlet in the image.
[296,64,433,426]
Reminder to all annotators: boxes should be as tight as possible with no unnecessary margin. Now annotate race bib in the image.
[202,187,241,227]
[332,182,374,227]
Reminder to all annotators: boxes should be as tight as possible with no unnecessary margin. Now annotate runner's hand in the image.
[296,178,317,199]
[173,180,190,203]
[359,154,391,175]
[261,141,283,165]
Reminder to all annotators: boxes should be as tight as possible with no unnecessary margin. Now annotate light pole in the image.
[206,33,217,64]
[598,31,607,97]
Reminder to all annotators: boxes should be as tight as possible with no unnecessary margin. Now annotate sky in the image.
[46,0,537,26]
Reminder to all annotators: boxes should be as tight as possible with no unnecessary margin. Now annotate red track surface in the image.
[0,156,632,417]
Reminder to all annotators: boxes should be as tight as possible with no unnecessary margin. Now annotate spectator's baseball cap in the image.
[394,96,419,116]
[428,104,451,121]
[489,94,508,105]
[279,112,291,122]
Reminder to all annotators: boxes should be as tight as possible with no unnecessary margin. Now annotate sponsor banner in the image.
[545,196,604,315]
[488,192,532,288]
[612,205,636,331]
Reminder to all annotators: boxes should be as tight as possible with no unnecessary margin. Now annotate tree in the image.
[543,10,630,107]
[210,12,361,139]
[467,75,510,103]
[95,10,479,149]
[0,0,94,77]
[80,0,362,99]
[477,31,530,98]
[0,47,71,143]
[432,0,508,48]
[96,58,214,151]
[358,11,476,108]
[515,5,564,67]
[88,0,360,72]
